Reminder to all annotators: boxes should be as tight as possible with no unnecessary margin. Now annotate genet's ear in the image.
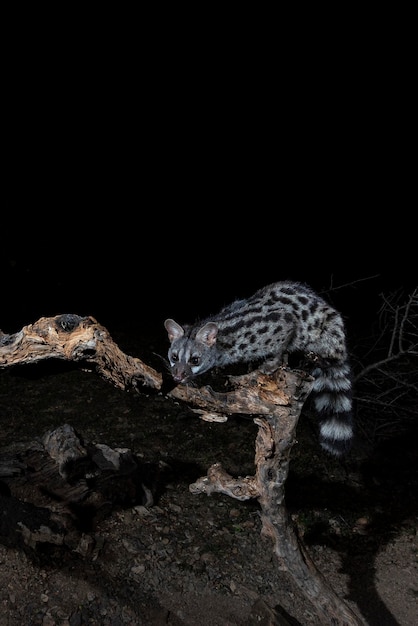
[196,322,218,347]
[164,319,184,343]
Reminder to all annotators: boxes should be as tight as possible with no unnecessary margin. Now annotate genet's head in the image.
[164,319,219,383]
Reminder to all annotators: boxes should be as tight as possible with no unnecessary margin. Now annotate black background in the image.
[2,221,414,341]
[2,48,415,338]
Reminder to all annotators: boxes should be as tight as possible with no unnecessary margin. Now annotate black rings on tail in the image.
[310,361,354,456]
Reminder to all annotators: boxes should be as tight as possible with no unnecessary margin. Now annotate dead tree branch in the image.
[0,314,162,391]
[352,288,418,442]
[173,371,365,626]
[0,314,365,625]
[355,287,418,381]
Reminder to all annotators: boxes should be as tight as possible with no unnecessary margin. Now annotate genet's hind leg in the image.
[259,352,288,374]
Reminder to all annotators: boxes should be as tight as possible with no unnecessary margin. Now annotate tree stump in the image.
[0,314,365,625]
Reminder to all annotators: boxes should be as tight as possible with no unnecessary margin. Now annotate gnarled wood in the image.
[0,315,365,625]
[170,371,365,625]
[168,370,289,415]
[0,314,162,390]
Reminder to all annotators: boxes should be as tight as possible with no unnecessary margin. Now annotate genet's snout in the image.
[171,364,193,384]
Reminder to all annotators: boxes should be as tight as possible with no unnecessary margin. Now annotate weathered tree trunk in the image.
[0,314,365,625]
[172,371,365,626]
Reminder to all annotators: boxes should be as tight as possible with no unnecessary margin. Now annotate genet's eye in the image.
[190,356,200,366]
[171,353,178,362]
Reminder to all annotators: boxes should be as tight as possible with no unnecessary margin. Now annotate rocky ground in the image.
[0,326,417,626]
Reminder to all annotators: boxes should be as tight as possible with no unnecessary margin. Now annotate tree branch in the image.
[170,370,365,625]
[0,314,162,391]
[1,314,366,625]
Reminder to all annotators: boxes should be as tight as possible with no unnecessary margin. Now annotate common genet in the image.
[164,281,354,456]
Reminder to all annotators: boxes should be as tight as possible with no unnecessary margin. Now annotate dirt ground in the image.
[0,325,417,626]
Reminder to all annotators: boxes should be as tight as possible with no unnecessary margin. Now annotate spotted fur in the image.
[164,281,354,456]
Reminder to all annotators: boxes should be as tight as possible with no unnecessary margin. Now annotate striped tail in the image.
[310,361,354,456]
